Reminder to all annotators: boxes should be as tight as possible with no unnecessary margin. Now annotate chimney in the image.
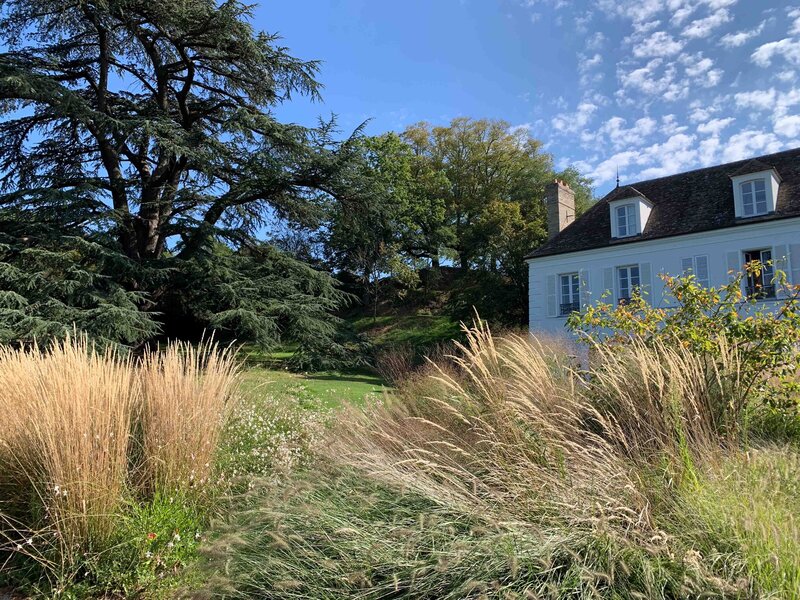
[545,179,575,239]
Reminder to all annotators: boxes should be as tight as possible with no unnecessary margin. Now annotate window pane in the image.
[626,205,636,234]
[618,268,629,298]
[755,186,767,213]
[762,250,773,279]
[695,256,709,286]
[682,257,693,274]
[742,181,754,215]
[754,179,765,192]
[571,274,579,300]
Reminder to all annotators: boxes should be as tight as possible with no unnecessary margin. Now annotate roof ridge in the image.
[618,146,800,192]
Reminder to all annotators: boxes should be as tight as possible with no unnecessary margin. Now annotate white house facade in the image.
[527,149,800,337]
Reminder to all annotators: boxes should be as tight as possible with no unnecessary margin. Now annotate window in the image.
[617,265,640,305]
[559,273,580,316]
[615,204,637,237]
[681,255,710,288]
[743,249,775,299]
[740,179,768,216]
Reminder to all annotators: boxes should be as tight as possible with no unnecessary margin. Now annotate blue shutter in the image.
[546,274,557,318]
[602,267,614,302]
[639,262,652,304]
[579,268,591,310]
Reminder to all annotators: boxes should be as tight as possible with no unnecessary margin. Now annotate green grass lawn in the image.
[239,366,388,409]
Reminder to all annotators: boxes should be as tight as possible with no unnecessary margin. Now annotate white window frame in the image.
[743,248,775,299]
[559,272,580,316]
[740,179,768,217]
[616,264,640,305]
[615,203,637,238]
[731,169,779,218]
[681,255,710,288]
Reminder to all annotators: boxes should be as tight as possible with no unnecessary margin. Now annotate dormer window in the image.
[609,193,652,239]
[615,204,636,237]
[741,179,768,216]
[731,168,780,218]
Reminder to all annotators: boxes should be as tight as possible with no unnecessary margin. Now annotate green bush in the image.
[568,264,800,412]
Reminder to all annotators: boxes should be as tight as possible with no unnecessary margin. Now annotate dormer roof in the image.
[728,158,782,181]
[526,146,800,259]
[604,185,651,204]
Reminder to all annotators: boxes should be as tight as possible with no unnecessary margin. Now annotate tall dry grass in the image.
[0,338,137,549]
[0,336,240,566]
[138,341,239,495]
[204,321,763,598]
[321,319,749,592]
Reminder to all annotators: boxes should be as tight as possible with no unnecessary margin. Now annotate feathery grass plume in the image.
[0,336,137,551]
[319,318,750,593]
[137,339,240,497]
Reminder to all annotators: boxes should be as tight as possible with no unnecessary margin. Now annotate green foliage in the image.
[568,264,800,411]
[326,119,595,326]
[0,0,367,352]
[0,228,159,347]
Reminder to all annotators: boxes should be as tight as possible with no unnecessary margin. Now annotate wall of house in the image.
[527,216,800,337]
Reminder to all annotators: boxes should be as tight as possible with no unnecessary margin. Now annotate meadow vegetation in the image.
[203,313,800,599]
[1,270,799,599]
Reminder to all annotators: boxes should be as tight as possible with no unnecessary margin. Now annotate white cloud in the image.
[592,115,658,148]
[635,133,698,179]
[734,88,777,110]
[631,30,684,58]
[578,52,604,86]
[586,31,606,51]
[719,20,766,48]
[722,129,783,162]
[697,117,735,135]
[618,58,689,101]
[789,7,800,36]
[752,38,800,67]
[661,114,688,135]
[698,136,722,165]
[551,102,598,133]
[775,114,800,137]
[681,9,732,38]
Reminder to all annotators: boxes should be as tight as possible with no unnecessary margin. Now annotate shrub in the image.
[568,265,800,412]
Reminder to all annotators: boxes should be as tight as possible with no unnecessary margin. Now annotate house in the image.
[526,147,800,336]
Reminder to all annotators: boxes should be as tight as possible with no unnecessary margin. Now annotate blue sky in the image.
[257,0,800,196]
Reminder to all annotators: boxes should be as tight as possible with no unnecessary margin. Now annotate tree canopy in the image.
[325,118,595,324]
[0,0,368,356]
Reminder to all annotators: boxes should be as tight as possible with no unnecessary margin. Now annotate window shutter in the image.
[790,243,800,286]
[546,274,557,317]
[603,267,614,301]
[774,244,790,296]
[726,251,740,282]
[639,262,652,304]
[579,268,591,309]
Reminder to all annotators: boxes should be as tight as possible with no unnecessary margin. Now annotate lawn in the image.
[239,366,388,409]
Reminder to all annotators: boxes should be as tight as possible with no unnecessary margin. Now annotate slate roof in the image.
[527,146,800,259]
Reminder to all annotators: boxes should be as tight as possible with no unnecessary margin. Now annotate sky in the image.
[256,0,800,196]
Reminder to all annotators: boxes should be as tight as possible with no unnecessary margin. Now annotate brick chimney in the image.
[545,179,575,239]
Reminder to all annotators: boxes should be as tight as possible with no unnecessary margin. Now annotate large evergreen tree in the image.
[0,0,365,351]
